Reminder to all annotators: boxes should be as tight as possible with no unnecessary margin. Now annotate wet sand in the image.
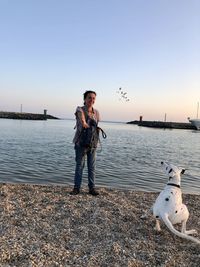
[0,184,199,266]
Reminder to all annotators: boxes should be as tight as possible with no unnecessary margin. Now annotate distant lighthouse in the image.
[44,109,47,119]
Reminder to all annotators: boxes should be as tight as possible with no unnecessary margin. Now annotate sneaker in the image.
[89,188,99,196]
[70,188,80,195]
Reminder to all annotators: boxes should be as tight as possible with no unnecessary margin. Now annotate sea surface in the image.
[0,119,199,194]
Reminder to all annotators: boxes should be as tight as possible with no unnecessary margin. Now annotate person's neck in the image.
[85,105,93,112]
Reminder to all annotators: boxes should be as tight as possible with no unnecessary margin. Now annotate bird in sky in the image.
[116,87,131,102]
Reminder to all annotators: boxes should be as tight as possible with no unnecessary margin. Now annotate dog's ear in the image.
[181,169,185,174]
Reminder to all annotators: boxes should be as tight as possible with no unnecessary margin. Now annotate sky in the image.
[0,0,200,122]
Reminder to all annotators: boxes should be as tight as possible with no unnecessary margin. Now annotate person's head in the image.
[83,90,96,107]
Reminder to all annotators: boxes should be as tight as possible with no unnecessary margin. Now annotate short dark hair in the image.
[83,90,96,104]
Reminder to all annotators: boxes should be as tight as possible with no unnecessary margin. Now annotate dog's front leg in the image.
[181,220,197,235]
[155,219,161,231]
[181,220,186,233]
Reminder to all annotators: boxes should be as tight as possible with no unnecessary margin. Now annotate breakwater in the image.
[127,120,196,130]
[0,111,59,120]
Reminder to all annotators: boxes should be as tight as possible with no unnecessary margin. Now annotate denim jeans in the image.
[74,145,96,189]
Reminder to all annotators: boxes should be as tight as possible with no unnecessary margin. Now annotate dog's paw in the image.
[185,229,198,235]
[154,227,161,232]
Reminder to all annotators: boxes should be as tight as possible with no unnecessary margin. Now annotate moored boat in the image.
[188,102,200,130]
[188,118,200,130]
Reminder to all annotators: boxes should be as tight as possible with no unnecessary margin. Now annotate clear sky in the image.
[0,0,199,122]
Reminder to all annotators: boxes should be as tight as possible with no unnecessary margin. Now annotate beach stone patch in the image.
[0,184,199,266]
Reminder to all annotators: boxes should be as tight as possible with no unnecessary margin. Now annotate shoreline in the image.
[0,183,200,266]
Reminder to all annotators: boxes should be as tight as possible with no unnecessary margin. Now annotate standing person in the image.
[71,90,100,196]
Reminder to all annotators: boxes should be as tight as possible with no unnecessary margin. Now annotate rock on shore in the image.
[0,184,199,266]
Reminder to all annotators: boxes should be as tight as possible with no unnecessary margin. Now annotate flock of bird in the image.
[116,87,130,102]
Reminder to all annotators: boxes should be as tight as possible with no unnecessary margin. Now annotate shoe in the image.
[70,188,80,195]
[89,188,99,196]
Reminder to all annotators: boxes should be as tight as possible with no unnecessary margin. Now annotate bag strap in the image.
[96,127,107,152]
[97,127,107,139]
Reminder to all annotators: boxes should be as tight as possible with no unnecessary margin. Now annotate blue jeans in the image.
[74,145,96,190]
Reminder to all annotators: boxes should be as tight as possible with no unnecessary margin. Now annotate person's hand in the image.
[82,122,89,128]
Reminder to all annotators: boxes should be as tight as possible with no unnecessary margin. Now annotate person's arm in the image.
[96,109,100,123]
[76,108,89,128]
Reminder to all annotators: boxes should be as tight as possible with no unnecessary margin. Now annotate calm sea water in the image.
[0,119,199,194]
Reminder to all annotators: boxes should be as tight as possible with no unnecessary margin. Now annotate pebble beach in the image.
[0,184,200,267]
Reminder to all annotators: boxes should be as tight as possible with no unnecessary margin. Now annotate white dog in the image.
[153,161,200,244]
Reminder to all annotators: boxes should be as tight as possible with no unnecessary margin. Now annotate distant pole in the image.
[20,104,22,113]
[164,113,167,122]
[197,102,199,119]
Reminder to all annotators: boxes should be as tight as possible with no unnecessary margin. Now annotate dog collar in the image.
[167,183,180,188]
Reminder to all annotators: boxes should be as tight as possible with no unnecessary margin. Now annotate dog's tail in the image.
[162,214,200,244]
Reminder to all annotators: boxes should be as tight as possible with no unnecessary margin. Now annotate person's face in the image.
[85,93,96,107]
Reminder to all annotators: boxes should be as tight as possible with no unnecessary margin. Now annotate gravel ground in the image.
[0,184,199,267]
